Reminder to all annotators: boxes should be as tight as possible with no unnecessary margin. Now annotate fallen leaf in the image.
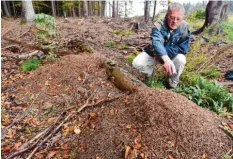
[126,125,132,129]
[47,117,56,125]
[2,145,12,152]
[43,102,53,109]
[47,150,58,159]
[89,112,98,120]
[124,146,132,159]
[89,82,95,88]
[168,155,175,159]
[14,142,22,150]
[201,153,207,159]
[61,143,68,150]
[45,80,50,86]
[74,126,81,135]
[5,129,14,139]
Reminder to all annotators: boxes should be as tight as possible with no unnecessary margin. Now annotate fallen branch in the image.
[6,111,64,159]
[26,114,72,159]
[1,94,40,138]
[7,94,125,159]
[77,94,125,112]
[2,50,44,60]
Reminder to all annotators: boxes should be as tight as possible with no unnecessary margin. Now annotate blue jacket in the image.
[144,20,191,59]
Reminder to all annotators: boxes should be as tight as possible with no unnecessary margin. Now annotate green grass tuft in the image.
[105,41,116,47]
[20,58,41,72]
[145,76,166,89]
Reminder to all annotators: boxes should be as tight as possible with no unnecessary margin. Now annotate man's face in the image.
[166,9,184,30]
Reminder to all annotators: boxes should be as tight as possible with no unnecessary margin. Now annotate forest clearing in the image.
[1,1,233,159]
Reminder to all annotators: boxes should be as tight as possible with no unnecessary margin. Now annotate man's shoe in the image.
[225,70,233,80]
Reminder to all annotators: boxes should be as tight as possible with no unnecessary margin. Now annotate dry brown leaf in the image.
[89,112,98,119]
[47,150,58,159]
[43,102,53,109]
[168,155,175,159]
[124,146,132,159]
[2,145,12,152]
[202,153,207,159]
[89,82,95,88]
[74,126,81,135]
[14,142,22,150]
[47,117,57,125]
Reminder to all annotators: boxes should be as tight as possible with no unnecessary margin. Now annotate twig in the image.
[26,114,72,159]
[77,94,125,112]
[1,94,40,138]
[5,127,50,159]
[6,112,64,159]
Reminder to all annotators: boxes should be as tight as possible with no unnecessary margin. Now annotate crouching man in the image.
[133,2,190,88]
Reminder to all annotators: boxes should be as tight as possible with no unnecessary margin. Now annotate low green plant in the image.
[125,52,138,65]
[174,76,233,114]
[105,41,116,47]
[145,76,166,89]
[20,58,41,72]
[113,30,122,36]
[46,51,57,61]
[33,13,56,44]
[125,30,133,37]
[201,66,220,79]
[117,43,126,49]
[221,19,233,41]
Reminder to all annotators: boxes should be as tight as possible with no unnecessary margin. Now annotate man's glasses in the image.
[169,16,182,22]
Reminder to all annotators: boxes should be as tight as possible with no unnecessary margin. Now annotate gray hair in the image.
[168,2,185,13]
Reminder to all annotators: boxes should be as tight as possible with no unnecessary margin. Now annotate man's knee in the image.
[173,54,186,66]
[132,55,143,68]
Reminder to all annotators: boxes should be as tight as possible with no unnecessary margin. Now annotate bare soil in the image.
[1,17,233,159]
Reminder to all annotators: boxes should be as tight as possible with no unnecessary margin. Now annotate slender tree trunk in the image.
[152,0,157,21]
[6,1,12,16]
[22,0,35,22]
[72,6,76,17]
[12,1,16,16]
[192,1,229,35]
[2,1,11,17]
[112,0,116,18]
[51,0,56,17]
[83,0,88,18]
[78,2,82,17]
[144,1,151,23]
[116,0,119,17]
[57,1,60,16]
[98,1,102,16]
[125,1,127,18]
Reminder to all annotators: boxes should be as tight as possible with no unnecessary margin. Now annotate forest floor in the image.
[1,17,233,159]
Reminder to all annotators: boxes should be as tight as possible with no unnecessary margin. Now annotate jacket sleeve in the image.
[151,27,168,57]
[165,30,191,59]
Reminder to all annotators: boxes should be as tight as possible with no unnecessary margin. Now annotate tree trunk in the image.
[112,0,116,18]
[78,2,82,17]
[2,1,11,17]
[125,1,127,18]
[22,0,35,22]
[98,1,102,16]
[116,0,119,17]
[51,0,56,17]
[192,0,229,35]
[6,1,12,16]
[144,1,151,23]
[83,0,88,18]
[12,1,16,17]
[152,0,157,21]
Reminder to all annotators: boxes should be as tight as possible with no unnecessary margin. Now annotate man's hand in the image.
[161,55,177,75]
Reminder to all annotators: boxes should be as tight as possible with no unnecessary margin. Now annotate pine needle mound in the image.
[23,54,232,158]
